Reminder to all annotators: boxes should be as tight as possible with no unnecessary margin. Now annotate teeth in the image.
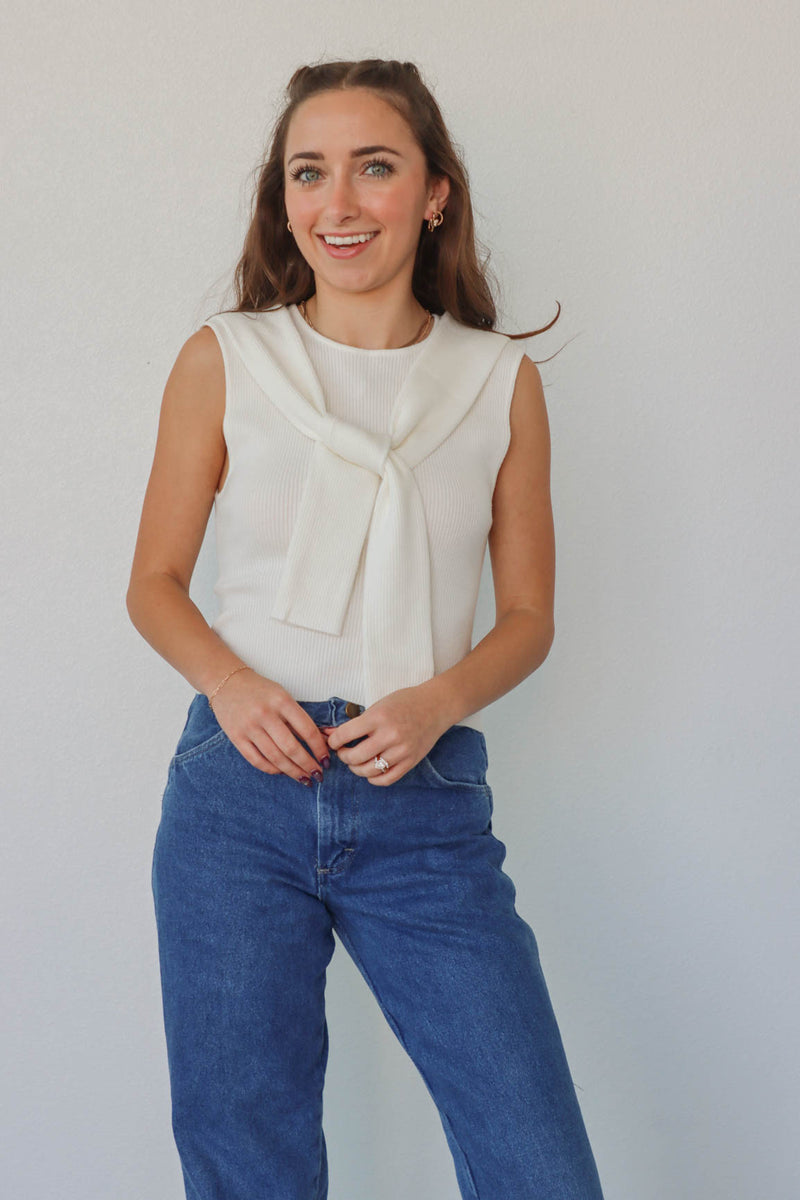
[323,232,377,246]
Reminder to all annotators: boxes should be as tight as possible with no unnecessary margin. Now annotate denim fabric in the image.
[151,692,605,1199]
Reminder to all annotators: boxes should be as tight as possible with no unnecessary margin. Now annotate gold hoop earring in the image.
[427,210,444,232]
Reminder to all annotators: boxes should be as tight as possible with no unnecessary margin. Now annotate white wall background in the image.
[2,2,798,1197]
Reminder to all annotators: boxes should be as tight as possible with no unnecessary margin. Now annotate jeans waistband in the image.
[296,696,366,726]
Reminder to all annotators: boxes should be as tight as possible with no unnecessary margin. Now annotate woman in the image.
[127,58,605,1200]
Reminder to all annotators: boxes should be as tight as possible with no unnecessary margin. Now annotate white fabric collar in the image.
[211,304,511,707]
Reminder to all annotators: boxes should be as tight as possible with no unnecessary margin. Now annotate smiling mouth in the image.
[316,231,380,245]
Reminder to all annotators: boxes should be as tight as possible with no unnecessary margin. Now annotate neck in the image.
[300,291,431,350]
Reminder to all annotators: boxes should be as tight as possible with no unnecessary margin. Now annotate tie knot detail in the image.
[325,415,392,477]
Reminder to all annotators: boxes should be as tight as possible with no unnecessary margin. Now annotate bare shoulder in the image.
[156,322,227,495]
[500,351,550,470]
[126,326,227,591]
[510,351,548,430]
[163,324,225,418]
[488,350,555,623]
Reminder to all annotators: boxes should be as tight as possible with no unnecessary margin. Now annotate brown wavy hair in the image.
[216,58,560,345]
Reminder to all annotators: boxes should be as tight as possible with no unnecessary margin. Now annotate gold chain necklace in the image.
[299,299,433,347]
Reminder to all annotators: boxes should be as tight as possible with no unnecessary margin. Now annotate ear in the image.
[429,172,451,211]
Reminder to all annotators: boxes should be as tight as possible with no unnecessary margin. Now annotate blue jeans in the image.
[151,693,605,1199]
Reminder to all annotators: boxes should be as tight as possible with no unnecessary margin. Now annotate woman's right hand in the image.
[208,669,332,786]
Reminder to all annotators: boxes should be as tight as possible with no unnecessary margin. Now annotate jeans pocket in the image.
[417,725,489,791]
[171,693,231,765]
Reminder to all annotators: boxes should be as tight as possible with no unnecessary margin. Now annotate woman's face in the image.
[283,87,448,298]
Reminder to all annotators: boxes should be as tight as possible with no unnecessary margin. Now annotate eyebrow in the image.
[287,144,403,166]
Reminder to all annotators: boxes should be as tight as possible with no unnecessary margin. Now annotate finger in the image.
[251,730,317,784]
[324,717,362,753]
[287,711,333,768]
[266,718,328,783]
[236,738,281,775]
[320,729,347,750]
[365,759,404,786]
[341,733,398,772]
[265,708,331,777]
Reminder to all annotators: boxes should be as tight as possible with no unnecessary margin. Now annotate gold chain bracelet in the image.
[208,664,251,710]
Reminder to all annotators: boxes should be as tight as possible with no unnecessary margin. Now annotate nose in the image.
[324,171,361,220]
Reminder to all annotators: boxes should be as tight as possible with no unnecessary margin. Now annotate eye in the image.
[287,157,396,186]
[288,164,321,185]
[363,157,395,178]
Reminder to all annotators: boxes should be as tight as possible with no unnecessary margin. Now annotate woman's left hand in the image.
[320,686,453,786]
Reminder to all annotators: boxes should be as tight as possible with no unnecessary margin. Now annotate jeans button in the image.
[344,700,363,718]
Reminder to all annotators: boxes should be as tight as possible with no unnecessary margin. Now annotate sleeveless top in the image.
[202,303,525,732]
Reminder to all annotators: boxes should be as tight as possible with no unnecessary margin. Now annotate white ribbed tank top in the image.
[206,303,525,732]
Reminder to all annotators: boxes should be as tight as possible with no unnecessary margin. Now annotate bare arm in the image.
[125,326,330,780]
[125,326,242,696]
[420,352,556,728]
